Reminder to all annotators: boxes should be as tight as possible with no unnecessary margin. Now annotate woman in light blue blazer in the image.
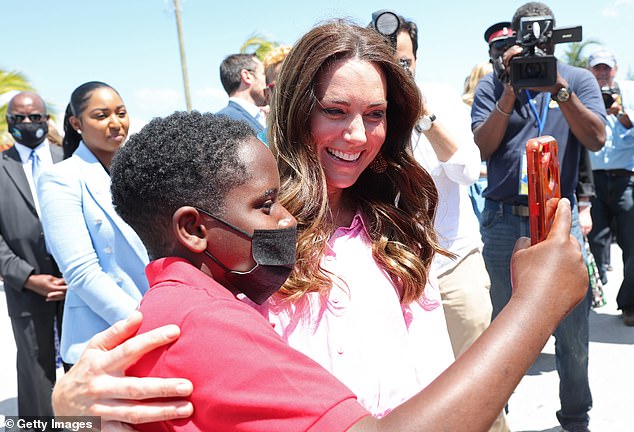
[37,82,149,364]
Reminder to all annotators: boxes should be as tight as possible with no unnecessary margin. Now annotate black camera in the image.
[369,10,413,77]
[490,36,516,82]
[601,86,621,109]
[509,16,582,88]
[370,9,400,50]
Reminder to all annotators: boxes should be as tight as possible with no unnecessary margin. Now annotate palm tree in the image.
[559,39,601,68]
[0,70,34,150]
[240,34,280,62]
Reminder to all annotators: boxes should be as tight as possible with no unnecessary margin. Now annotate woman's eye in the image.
[366,110,386,120]
[323,107,345,116]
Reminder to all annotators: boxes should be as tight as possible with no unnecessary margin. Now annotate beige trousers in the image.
[438,249,510,432]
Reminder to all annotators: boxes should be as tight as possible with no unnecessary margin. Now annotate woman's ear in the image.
[173,206,208,253]
[69,116,82,133]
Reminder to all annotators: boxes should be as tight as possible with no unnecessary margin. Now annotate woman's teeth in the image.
[328,148,361,161]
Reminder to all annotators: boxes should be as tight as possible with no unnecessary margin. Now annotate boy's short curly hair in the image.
[111,111,253,259]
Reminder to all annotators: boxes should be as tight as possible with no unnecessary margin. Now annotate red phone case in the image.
[527,135,561,245]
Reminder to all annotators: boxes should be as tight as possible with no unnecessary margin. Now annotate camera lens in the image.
[375,12,399,37]
[523,62,543,79]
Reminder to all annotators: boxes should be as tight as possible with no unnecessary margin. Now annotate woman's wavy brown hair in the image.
[269,19,447,304]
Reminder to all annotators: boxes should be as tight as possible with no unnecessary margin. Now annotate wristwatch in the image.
[417,113,436,132]
[552,86,572,103]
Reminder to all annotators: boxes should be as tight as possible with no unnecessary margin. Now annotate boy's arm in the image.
[351,198,587,432]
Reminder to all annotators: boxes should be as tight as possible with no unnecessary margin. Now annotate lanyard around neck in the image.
[525,90,550,136]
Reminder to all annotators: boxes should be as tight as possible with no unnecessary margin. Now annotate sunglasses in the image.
[489,37,516,53]
[8,113,46,123]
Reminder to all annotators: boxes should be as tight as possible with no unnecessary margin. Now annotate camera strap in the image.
[525,90,550,136]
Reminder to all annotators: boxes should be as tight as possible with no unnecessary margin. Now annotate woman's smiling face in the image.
[309,58,388,194]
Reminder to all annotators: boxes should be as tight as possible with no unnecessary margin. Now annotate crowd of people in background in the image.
[1,2,632,431]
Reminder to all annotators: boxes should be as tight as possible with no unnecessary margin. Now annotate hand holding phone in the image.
[527,136,561,245]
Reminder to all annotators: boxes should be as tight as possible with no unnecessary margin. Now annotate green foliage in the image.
[240,34,280,62]
[559,40,601,68]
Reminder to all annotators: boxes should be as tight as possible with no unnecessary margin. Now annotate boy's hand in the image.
[510,198,588,319]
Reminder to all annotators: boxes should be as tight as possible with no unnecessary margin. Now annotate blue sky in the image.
[4,0,633,129]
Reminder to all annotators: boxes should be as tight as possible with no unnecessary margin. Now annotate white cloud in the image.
[193,87,228,113]
[130,86,228,121]
[602,0,634,17]
[131,87,189,123]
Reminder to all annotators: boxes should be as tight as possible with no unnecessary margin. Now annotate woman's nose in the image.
[343,114,366,143]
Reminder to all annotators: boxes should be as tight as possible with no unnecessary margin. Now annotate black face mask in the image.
[8,121,48,149]
[196,207,297,304]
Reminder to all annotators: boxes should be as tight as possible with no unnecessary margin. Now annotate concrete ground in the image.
[506,242,634,432]
[0,243,632,431]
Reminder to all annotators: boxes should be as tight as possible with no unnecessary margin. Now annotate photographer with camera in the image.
[586,48,634,326]
[471,3,607,432]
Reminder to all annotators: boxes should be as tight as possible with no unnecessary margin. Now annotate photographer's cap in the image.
[484,21,515,45]
[588,49,617,68]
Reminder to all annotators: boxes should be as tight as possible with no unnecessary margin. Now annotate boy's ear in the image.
[173,206,208,253]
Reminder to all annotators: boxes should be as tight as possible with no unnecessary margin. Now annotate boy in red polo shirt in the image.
[102,111,588,432]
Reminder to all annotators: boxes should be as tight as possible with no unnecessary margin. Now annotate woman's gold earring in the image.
[369,153,388,174]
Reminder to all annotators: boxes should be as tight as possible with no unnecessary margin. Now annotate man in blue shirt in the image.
[471,3,606,432]
[586,48,634,326]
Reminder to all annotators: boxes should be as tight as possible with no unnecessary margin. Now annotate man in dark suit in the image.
[0,92,66,417]
[216,53,268,134]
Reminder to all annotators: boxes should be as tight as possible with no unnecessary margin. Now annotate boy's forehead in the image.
[237,136,275,165]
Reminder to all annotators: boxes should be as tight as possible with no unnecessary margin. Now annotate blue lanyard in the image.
[525,90,549,136]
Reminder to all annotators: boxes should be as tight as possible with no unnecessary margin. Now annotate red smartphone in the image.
[526,136,561,245]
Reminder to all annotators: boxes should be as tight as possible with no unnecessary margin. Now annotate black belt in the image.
[485,199,530,217]
[504,203,530,217]
[594,169,634,177]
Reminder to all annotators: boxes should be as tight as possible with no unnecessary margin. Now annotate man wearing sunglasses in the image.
[0,91,66,419]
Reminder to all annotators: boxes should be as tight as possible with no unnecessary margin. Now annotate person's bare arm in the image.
[52,311,193,430]
[546,76,605,151]
[422,118,459,162]
[473,83,516,160]
[350,198,587,432]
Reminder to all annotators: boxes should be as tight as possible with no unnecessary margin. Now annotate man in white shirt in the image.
[370,10,507,432]
[0,92,66,418]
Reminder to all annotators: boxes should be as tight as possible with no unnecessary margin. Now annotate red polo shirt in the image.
[127,257,369,431]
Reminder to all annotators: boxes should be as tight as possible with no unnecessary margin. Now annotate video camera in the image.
[509,15,582,88]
